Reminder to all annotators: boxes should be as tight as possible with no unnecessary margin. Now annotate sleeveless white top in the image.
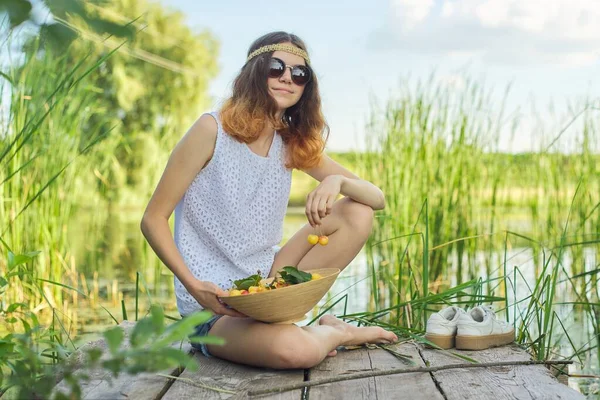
[173,111,293,316]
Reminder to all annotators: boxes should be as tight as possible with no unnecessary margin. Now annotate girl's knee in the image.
[273,348,319,369]
[338,198,374,231]
[271,335,322,369]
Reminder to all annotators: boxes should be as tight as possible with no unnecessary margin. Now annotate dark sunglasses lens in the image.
[292,66,311,85]
[268,58,285,78]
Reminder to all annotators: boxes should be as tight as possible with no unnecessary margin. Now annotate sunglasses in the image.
[268,57,312,86]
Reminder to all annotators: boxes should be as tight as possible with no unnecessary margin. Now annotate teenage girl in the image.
[141,31,397,369]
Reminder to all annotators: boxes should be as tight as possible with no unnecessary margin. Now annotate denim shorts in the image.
[189,314,223,357]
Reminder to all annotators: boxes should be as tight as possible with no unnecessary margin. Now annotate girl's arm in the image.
[141,114,244,317]
[303,154,385,210]
[300,153,385,227]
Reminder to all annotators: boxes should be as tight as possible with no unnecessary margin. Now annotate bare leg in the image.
[269,197,374,276]
[204,198,393,369]
[206,315,397,369]
[267,197,377,357]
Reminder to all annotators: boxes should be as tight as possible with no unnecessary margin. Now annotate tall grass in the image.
[359,75,598,295]
[0,36,216,399]
[352,74,600,385]
[0,38,174,336]
[1,41,111,320]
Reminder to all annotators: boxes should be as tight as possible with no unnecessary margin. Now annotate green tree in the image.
[55,0,219,143]
[17,0,219,205]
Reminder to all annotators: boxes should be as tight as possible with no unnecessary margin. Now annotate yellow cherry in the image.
[311,273,323,280]
[307,234,319,245]
[229,289,242,296]
[318,235,329,246]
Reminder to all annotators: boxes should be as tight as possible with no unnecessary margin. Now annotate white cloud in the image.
[390,0,435,31]
[373,0,600,67]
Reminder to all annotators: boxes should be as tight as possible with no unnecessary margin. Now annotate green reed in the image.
[359,75,598,293]
[1,41,110,314]
[351,74,600,381]
[0,38,174,335]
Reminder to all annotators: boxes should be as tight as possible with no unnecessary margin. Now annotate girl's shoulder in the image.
[176,113,219,172]
[189,113,218,149]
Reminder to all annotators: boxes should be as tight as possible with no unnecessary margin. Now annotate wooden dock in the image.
[54,322,584,399]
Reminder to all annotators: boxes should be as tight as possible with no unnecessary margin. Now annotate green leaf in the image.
[448,351,479,363]
[7,250,40,269]
[19,317,30,332]
[0,0,32,28]
[6,302,26,313]
[39,23,78,48]
[150,304,165,335]
[0,70,13,84]
[188,335,225,346]
[121,299,128,321]
[86,17,136,40]
[100,305,119,325]
[102,358,123,377]
[150,311,212,350]
[7,251,15,269]
[0,340,15,356]
[125,347,197,374]
[86,348,103,363]
[103,326,124,355]
[233,274,262,290]
[54,392,71,400]
[130,318,154,348]
[36,278,87,296]
[156,347,194,367]
[279,266,312,285]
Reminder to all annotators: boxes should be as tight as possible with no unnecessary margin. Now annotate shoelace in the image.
[481,305,497,319]
[481,305,511,327]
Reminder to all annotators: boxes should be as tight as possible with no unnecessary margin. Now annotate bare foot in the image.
[319,315,398,346]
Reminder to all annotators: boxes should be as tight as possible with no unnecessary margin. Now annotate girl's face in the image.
[267,44,308,111]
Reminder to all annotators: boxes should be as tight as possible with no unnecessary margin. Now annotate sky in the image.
[160,0,599,153]
[2,1,598,152]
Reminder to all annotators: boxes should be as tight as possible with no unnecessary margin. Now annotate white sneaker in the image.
[455,305,515,350]
[425,306,465,349]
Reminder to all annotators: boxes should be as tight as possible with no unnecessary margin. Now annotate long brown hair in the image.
[220,31,329,170]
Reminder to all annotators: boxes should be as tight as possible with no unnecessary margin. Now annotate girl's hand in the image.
[305,175,344,227]
[186,279,246,317]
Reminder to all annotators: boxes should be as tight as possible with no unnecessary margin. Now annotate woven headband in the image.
[246,44,310,64]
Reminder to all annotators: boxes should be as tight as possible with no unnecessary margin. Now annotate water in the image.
[65,209,374,335]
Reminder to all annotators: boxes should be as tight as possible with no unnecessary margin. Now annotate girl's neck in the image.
[256,122,276,144]
[257,110,284,141]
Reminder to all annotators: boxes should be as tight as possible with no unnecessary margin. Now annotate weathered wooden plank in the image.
[310,344,443,399]
[53,321,190,400]
[162,350,304,400]
[78,360,187,400]
[53,321,584,400]
[369,343,445,400]
[309,346,376,399]
[420,345,584,400]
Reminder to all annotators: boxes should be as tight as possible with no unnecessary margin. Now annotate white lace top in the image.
[173,111,293,316]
